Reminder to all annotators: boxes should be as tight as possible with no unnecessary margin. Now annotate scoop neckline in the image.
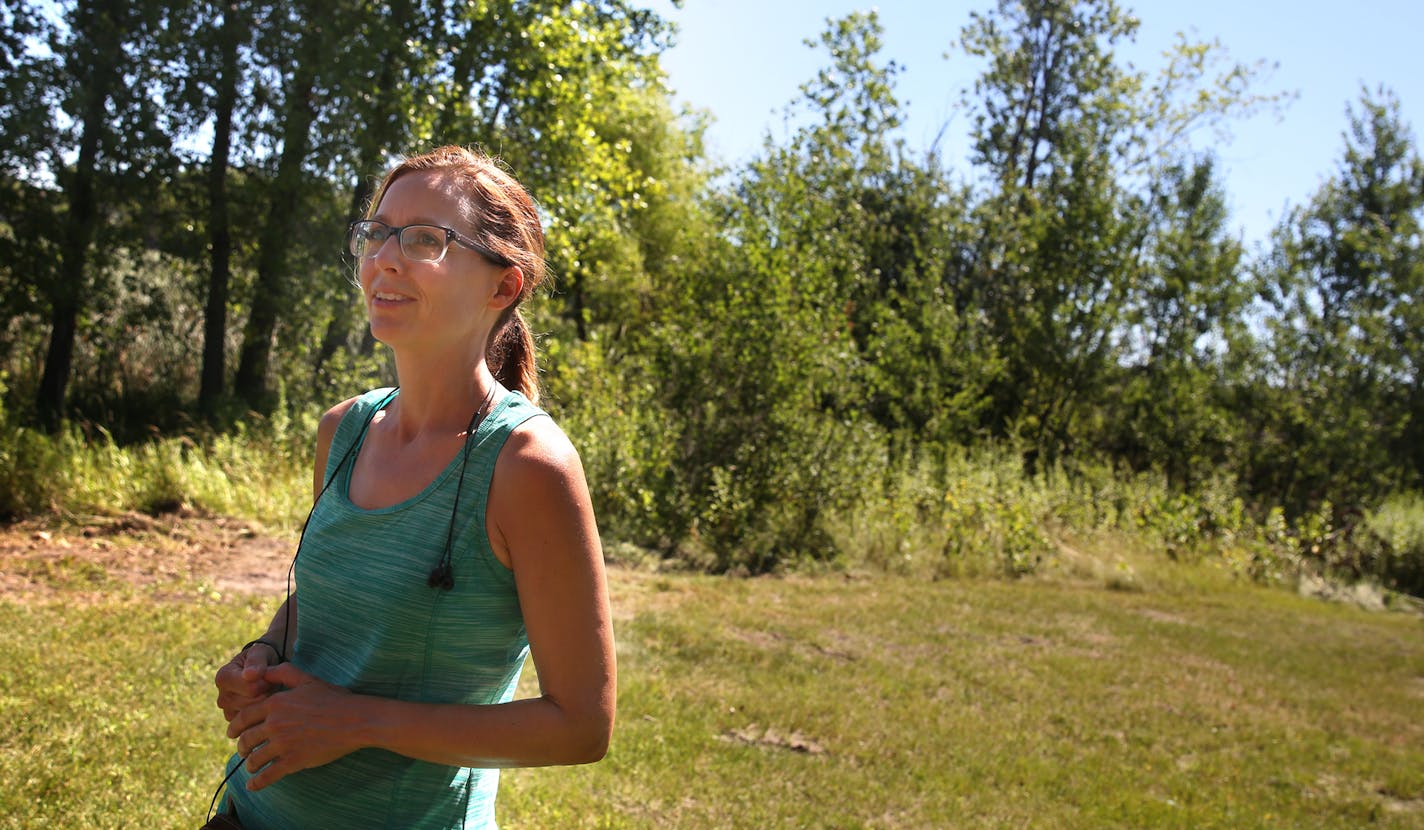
[335,389,514,516]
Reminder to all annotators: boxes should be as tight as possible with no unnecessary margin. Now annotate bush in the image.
[1357,492,1424,597]
[819,442,1055,579]
[541,335,684,554]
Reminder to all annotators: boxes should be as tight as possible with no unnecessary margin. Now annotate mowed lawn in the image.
[1,553,1421,828]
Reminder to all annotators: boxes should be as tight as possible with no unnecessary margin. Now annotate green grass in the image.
[0,590,272,827]
[1,560,1420,828]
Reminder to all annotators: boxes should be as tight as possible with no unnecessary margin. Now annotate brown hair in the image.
[366,146,547,404]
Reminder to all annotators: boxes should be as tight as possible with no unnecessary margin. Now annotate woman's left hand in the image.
[226,663,364,791]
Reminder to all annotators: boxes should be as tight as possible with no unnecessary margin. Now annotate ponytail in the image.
[490,308,539,405]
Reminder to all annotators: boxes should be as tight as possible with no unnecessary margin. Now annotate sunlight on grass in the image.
[500,569,1424,829]
[1,568,1420,828]
[0,590,271,828]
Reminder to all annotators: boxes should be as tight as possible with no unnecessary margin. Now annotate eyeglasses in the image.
[347,219,512,266]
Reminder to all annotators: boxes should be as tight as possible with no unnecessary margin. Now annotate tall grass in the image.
[819,442,1424,599]
[0,393,309,529]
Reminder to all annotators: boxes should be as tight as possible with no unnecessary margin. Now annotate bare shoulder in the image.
[316,395,365,451]
[319,395,364,433]
[488,415,596,568]
[504,415,581,471]
[494,415,588,501]
[311,395,366,494]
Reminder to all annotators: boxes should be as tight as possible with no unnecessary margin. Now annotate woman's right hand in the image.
[215,641,281,723]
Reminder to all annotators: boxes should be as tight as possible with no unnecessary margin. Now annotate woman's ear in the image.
[490,266,525,310]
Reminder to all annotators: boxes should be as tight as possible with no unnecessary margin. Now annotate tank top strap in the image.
[475,389,546,449]
[461,390,548,506]
[323,386,398,485]
[457,389,547,573]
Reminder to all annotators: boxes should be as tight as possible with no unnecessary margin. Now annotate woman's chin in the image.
[365,320,409,348]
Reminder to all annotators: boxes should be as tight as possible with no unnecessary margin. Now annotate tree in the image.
[158,0,265,416]
[0,3,58,384]
[629,11,999,568]
[0,1,57,177]
[3,1,698,429]
[1107,156,1249,489]
[309,0,431,396]
[471,0,681,342]
[956,0,1285,469]
[783,12,994,443]
[9,0,172,428]
[960,0,1143,464]
[232,2,338,408]
[1253,87,1424,513]
[200,4,247,414]
[227,0,684,409]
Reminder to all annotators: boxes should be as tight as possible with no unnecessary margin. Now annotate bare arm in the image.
[228,416,617,786]
[359,416,616,766]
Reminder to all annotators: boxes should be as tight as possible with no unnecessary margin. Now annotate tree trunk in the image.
[233,34,320,411]
[199,5,242,417]
[36,3,119,430]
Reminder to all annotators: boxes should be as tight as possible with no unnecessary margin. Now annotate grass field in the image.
[1,535,1421,828]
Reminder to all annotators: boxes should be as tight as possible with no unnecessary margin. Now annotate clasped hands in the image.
[214,647,361,791]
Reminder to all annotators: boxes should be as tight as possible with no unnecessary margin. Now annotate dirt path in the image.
[0,513,682,619]
[0,513,294,601]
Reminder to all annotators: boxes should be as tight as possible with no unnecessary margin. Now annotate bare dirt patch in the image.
[0,514,670,614]
[719,723,827,755]
[0,513,294,602]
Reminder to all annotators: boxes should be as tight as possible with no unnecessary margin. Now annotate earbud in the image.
[428,560,455,591]
[425,387,496,593]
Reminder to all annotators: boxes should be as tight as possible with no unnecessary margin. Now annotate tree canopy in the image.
[1,1,1419,587]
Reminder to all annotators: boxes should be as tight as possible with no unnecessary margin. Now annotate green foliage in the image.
[1252,87,1424,513]
[0,2,1421,592]
[936,451,1050,577]
[645,241,873,569]
[608,11,1001,571]
[0,384,309,525]
[1104,157,1250,491]
[960,0,1145,461]
[1357,492,1424,596]
[815,443,1056,579]
[540,334,682,551]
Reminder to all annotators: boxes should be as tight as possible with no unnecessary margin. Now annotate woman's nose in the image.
[371,231,404,266]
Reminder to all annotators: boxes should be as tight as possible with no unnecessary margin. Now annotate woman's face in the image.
[358,171,509,355]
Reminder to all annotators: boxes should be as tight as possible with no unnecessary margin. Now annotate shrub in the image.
[1357,492,1424,597]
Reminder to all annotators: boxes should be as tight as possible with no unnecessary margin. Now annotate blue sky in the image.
[643,0,1424,249]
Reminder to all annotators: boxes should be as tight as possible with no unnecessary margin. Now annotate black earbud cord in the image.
[207,383,497,821]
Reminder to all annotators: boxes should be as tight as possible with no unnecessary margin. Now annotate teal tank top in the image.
[225,387,545,829]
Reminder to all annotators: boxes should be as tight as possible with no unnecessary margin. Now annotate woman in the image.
[211,146,616,829]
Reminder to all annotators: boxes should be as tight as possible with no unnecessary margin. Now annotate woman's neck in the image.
[386,348,498,441]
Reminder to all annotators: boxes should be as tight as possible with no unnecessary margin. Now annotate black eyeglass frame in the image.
[347,219,513,267]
